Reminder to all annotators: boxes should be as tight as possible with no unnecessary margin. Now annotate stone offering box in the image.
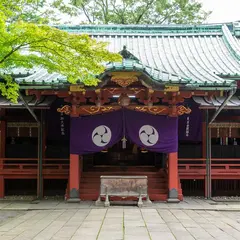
[95,176,152,207]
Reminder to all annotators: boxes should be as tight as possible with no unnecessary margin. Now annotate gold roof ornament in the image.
[111,72,139,87]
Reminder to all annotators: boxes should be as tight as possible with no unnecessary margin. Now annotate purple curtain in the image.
[70,109,178,154]
[125,110,178,153]
[178,100,202,141]
[70,110,123,155]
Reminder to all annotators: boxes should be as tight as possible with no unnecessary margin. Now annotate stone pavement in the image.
[1,197,240,211]
[0,198,240,239]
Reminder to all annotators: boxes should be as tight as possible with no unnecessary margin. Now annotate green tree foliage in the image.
[72,0,210,24]
[0,0,121,102]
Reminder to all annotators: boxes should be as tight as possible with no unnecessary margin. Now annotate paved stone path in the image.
[1,197,240,211]
[0,211,23,226]
[0,207,240,240]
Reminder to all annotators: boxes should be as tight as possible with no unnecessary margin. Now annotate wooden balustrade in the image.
[0,158,69,178]
[0,157,240,180]
[178,158,240,179]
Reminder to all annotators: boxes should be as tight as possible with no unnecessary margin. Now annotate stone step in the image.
[80,193,168,201]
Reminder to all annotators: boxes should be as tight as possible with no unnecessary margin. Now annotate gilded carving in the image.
[129,88,145,95]
[95,89,101,94]
[57,104,191,116]
[81,106,120,115]
[164,85,180,92]
[70,85,86,93]
[57,105,121,116]
[104,88,118,95]
[57,105,71,115]
[176,105,191,115]
[111,72,139,87]
[127,106,167,115]
[148,89,154,94]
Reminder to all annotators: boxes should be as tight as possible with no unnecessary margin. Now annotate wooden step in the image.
[78,167,170,202]
[82,172,164,177]
[88,166,159,172]
[80,178,167,183]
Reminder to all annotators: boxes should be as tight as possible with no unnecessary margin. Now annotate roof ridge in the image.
[56,23,234,35]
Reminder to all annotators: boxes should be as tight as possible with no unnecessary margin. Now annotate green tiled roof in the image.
[103,59,190,84]
[13,22,240,90]
[15,59,190,89]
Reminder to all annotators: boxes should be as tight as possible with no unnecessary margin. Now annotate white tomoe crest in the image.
[92,125,112,147]
[139,125,159,146]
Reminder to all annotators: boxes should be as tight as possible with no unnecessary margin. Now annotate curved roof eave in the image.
[8,22,240,90]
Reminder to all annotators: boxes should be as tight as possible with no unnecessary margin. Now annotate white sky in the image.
[200,0,240,23]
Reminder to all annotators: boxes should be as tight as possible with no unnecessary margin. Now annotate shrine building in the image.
[0,22,240,202]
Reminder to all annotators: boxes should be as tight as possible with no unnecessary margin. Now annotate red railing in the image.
[178,158,240,178]
[0,158,69,176]
[1,158,240,179]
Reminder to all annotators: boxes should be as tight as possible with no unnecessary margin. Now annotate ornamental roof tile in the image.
[13,23,240,90]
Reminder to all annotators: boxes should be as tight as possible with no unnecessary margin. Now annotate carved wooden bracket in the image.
[127,105,168,115]
[176,105,192,115]
[57,104,191,117]
[57,105,71,115]
[57,105,121,116]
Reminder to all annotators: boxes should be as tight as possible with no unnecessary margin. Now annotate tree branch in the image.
[135,0,155,24]
[80,3,92,23]
[111,0,126,24]
[98,0,109,23]
[0,45,24,64]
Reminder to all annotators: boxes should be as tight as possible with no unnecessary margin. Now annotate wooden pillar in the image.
[37,110,44,199]
[42,110,46,159]
[68,154,81,202]
[204,176,208,198]
[0,176,4,199]
[167,152,180,203]
[68,105,81,202]
[0,109,6,198]
[202,122,207,158]
[204,110,208,198]
[205,109,212,199]
[42,110,46,197]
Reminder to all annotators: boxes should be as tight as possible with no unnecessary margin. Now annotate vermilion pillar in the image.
[167,152,180,203]
[68,154,81,202]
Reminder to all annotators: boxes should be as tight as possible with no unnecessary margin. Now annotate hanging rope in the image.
[121,108,127,149]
